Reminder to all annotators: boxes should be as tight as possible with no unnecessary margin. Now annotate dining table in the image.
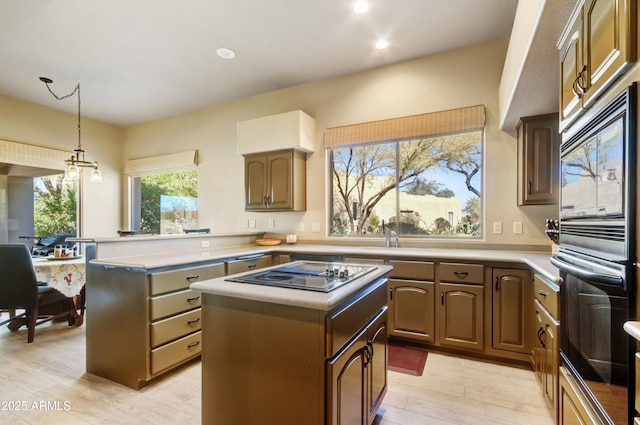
[31,256,86,326]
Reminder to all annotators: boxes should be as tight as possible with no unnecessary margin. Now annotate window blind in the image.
[0,139,69,170]
[124,150,198,176]
[324,105,485,148]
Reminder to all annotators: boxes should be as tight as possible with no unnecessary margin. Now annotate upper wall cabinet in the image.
[517,114,560,206]
[559,0,636,132]
[237,110,316,155]
[244,149,306,212]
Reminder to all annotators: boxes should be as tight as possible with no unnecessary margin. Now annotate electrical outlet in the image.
[201,240,210,248]
[513,221,523,234]
[268,219,275,228]
[249,219,256,228]
[311,223,321,233]
[492,222,502,234]
[299,223,305,232]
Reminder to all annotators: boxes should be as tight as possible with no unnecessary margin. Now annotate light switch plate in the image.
[513,221,523,234]
[492,222,502,234]
[299,223,305,232]
[201,240,210,248]
[311,223,321,233]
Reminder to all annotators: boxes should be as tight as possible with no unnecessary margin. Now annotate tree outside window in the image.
[134,169,198,234]
[34,175,77,237]
[331,130,482,238]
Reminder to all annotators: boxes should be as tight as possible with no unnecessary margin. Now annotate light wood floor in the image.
[0,316,554,425]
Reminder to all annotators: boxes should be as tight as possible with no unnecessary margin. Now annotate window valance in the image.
[324,105,485,148]
[124,150,198,176]
[0,139,69,171]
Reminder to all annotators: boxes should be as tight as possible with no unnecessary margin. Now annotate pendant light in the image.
[39,77,102,182]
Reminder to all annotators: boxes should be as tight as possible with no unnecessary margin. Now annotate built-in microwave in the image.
[559,84,636,263]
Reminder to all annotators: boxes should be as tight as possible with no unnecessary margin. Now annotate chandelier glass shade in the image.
[40,77,101,182]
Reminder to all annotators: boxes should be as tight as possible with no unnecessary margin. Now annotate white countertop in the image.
[90,243,559,283]
[191,263,394,311]
[624,321,640,341]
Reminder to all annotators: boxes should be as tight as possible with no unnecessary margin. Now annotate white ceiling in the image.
[0,0,523,127]
[0,1,577,132]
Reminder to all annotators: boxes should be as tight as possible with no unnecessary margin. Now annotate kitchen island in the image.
[190,261,394,425]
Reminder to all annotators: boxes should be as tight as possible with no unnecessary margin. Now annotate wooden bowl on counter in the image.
[256,238,282,246]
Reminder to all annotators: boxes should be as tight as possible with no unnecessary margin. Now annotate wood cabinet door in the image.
[583,0,635,108]
[543,308,560,421]
[366,309,388,425]
[267,151,293,209]
[388,279,435,342]
[517,115,559,206]
[244,154,267,210]
[327,333,367,425]
[492,268,532,354]
[438,282,484,350]
[533,302,545,381]
[560,10,584,127]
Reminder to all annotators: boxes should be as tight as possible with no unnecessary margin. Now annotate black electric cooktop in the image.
[225,261,378,292]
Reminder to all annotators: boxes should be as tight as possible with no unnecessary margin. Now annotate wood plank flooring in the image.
[0,315,554,424]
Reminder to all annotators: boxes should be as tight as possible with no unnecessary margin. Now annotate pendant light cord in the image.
[42,80,82,151]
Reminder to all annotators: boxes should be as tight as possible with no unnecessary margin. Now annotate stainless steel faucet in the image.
[383,222,399,248]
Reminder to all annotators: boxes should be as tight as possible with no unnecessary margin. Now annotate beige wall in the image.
[0,94,123,237]
[124,37,558,248]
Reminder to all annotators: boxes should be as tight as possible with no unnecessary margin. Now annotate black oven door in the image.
[551,252,634,425]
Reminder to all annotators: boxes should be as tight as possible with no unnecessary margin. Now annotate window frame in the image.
[328,128,484,239]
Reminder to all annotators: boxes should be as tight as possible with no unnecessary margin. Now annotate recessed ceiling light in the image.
[375,40,389,50]
[216,47,236,59]
[352,1,370,13]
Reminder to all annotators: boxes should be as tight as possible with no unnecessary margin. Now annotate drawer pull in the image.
[186,275,200,281]
[187,317,201,325]
[187,341,200,349]
[187,295,200,302]
[537,290,547,297]
[453,271,469,278]
[248,263,257,269]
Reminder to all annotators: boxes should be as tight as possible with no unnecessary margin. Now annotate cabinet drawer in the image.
[534,274,559,318]
[326,278,387,358]
[151,309,201,348]
[226,255,272,275]
[151,331,201,375]
[343,257,385,265]
[389,260,434,280]
[150,289,202,321]
[149,263,225,295]
[439,263,484,284]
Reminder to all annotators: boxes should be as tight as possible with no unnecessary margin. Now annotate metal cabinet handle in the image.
[187,295,200,302]
[453,271,468,278]
[441,292,444,305]
[495,277,500,291]
[248,263,257,269]
[389,288,393,300]
[187,317,201,325]
[571,65,586,97]
[538,327,546,348]
[537,290,547,297]
[187,341,200,349]
[528,181,532,195]
[186,274,200,281]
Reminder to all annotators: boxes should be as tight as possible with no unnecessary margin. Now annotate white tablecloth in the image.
[31,257,86,298]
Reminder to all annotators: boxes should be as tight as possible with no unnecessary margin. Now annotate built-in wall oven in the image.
[551,84,637,425]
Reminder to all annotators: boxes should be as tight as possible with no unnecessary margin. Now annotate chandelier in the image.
[39,77,102,182]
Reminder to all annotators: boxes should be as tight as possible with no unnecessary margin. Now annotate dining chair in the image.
[0,243,74,342]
